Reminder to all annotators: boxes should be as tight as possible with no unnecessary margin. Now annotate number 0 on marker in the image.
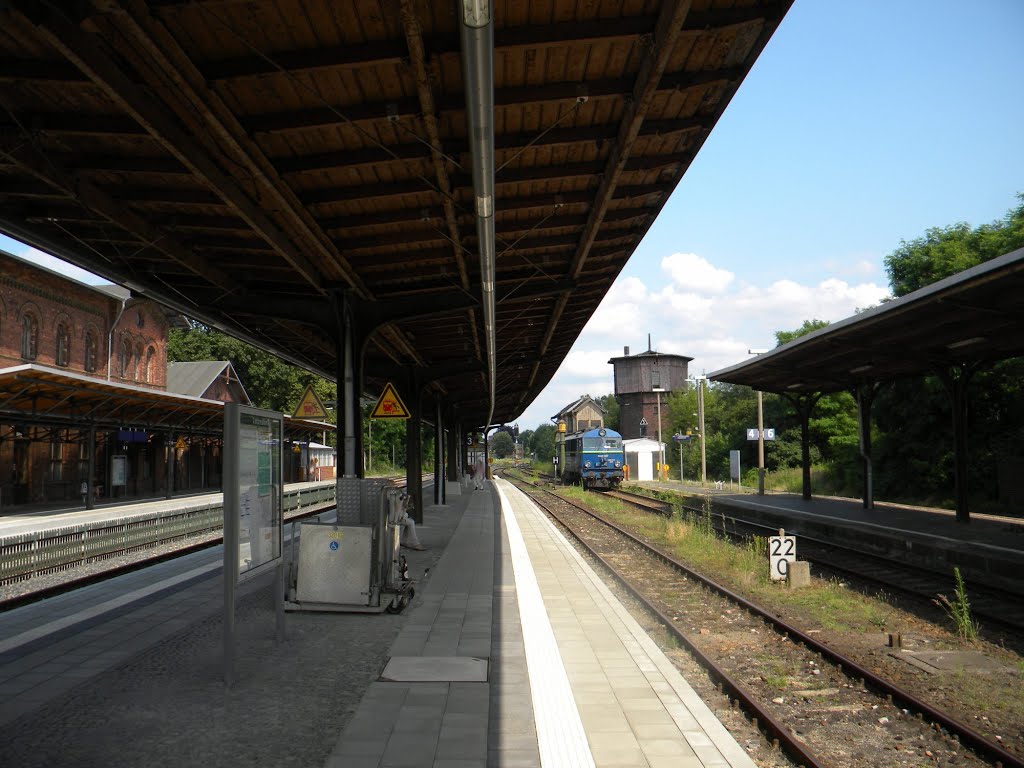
[768,534,796,581]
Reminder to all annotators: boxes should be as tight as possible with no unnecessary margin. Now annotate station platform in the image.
[0,478,755,768]
[638,480,1024,594]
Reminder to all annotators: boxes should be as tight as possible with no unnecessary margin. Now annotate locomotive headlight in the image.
[584,461,591,468]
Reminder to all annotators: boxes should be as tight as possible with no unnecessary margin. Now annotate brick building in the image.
[0,250,336,510]
[0,253,171,387]
[0,250,195,507]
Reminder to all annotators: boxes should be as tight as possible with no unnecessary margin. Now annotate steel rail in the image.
[617,488,1024,634]
[0,503,331,613]
[513,480,828,768]
[1,475,431,613]
[509,474,1024,768]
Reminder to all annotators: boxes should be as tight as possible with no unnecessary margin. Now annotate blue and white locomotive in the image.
[562,427,625,490]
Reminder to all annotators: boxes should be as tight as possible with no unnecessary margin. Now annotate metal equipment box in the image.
[295,523,372,606]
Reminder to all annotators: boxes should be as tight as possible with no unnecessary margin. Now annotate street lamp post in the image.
[653,387,665,481]
[687,376,707,484]
[749,350,767,495]
[757,389,765,495]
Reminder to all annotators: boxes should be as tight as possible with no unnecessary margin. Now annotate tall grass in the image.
[566,485,901,634]
[933,567,980,641]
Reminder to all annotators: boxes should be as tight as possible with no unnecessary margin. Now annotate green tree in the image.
[518,428,535,454]
[884,195,1024,297]
[596,394,620,431]
[874,196,1024,509]
[775,319,830,347]
[363,403,407,472]
[168,325,335,418]
[490,430,514,458]
[529,423,556,462]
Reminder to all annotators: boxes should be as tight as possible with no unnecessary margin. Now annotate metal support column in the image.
[166,431,175,499]
[784,392,822,501]
[405,372,423,524]
[447,411,460,483]
[483,426,491,480]
[756,389,765,495]
[938,364,977,524]
[86,425,96,510]
[336,294,363,480]
[334,292,364,524]
[854,383,878,510]
[433,397,445,506]
[697,377,707,484]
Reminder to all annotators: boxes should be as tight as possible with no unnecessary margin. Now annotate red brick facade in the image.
[618,392,668,440]
[0,252,169,388]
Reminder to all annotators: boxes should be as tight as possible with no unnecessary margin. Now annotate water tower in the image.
[608,339,692,440]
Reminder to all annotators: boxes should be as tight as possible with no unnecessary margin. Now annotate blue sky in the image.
[4,0,1023,432]
[515,0,1024,429]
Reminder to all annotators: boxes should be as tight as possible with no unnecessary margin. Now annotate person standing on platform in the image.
[474,457,486,490]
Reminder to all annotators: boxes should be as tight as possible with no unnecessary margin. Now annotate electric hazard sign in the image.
[291,384,330,420]
[370,383,410,419]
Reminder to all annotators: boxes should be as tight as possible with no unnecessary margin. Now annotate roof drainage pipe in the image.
[460,0,497,432]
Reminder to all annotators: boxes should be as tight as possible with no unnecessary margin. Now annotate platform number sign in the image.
[769,529,796,581]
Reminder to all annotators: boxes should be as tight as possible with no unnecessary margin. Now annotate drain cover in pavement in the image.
[380,656,489,682]
[891,650,1009,675]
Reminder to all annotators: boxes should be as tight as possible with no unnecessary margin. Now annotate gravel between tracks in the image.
[527,484,1023,768]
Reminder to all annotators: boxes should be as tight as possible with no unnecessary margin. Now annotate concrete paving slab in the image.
[380,656,489,682]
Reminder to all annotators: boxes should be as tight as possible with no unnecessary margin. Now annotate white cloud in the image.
[514,253,890,429]
[661,252,734,293]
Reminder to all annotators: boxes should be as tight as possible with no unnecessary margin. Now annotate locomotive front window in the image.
[584,437,622,450]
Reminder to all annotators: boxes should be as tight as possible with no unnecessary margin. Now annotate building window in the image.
[651,369,661,388]
[119,339,131,378]
[21,313,38,360]
[56,323,70,367]
[146,346,155,383]
[79,441,90,484]
[85,332,97,372]
[49,441,64,482]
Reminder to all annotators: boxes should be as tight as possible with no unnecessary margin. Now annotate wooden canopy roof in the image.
[0,0,790,426]
[709,248,1024,394]
[0,363,335,437]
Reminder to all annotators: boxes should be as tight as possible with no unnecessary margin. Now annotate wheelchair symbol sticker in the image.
[329,541,339,551]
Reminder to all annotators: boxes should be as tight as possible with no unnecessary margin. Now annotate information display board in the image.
[223,403,285,684]
[111,455,127,487]
[224,404,283,582]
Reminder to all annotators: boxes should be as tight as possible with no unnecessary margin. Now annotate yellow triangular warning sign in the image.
[291,384,330,420]
[370,382,410,419]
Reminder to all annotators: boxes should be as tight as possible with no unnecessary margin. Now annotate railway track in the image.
[611,487,1024,639]
[0,503,332,612]
[1,475,431,611]
[504,473,1022,768]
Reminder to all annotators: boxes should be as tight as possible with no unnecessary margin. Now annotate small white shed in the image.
[622,437,663,482]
